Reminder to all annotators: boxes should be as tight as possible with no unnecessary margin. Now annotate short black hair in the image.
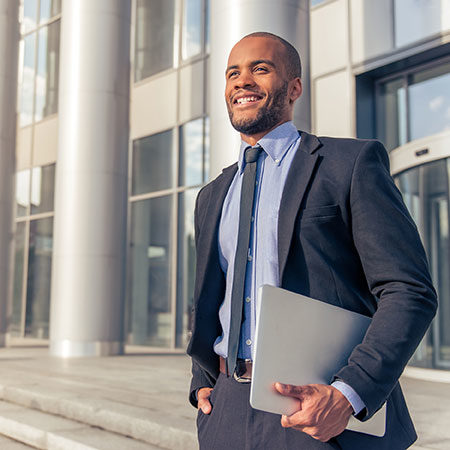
[241,31,302,79]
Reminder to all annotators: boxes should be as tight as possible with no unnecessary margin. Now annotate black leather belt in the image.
[219,356,253,383]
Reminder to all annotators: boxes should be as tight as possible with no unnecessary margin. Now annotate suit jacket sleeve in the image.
[188,184,217,408]
[334,140,437,420]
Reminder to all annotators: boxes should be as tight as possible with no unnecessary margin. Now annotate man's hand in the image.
[197,387,213,414]
[274,383,353,442]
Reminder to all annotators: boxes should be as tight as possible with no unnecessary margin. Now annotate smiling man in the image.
[187,32,437,450]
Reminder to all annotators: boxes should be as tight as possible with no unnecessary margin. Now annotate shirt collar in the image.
[238,121,300,173]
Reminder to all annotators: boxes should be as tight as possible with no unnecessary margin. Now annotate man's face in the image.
[225,37,294,136]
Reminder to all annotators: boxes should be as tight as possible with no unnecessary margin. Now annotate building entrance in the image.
[395,156,450,369]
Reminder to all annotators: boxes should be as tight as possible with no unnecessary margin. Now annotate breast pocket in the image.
[298,204,340,222]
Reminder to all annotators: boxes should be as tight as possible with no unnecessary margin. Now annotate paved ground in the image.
[0,346,448,449]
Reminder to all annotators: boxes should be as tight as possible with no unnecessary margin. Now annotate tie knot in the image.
[245,146,262,163]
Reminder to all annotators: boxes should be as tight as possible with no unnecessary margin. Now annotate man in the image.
[187,32,437,450]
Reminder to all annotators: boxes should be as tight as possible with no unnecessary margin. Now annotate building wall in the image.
[9,0,450,368]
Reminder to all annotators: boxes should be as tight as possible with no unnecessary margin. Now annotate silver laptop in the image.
[249,285,386,437]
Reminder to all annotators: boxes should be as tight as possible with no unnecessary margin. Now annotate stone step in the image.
[0,400,164,450]
[0,434,35,449]
[0,372,198,450]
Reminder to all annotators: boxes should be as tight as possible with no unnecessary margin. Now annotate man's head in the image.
[225,32,302,143]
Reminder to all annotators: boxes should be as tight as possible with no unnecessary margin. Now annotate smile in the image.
[233,94,263,106]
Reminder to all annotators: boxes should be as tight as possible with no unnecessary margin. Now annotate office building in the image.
[0,0,448,373]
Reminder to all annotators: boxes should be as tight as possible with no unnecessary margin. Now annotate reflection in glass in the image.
[423,161,450,367]
[134,0,175,81]
[128,196,173,347]
[179,118,203,186]
[395,159,450,368]
[10,222,27,336]
[22,0,38,34]
[205,0,210,54]
[132,129,173,195]
[182,0,202,60]
[20,33,37,127]
[16,170,31,217]
[31,164,55,215]
[176,189,199,347]
[377,77,407,151]
[35,22,60,121]
[25,218,53,339]
[409,62,450,141]
[39,0,61,23]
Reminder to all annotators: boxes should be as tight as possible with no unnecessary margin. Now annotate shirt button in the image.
[247,254,252,262]
[246,339,252,346]
[246,297,251,303]
[275,158,280,163]
[251,216,254,222]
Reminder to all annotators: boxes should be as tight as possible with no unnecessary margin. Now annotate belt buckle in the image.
[233,372,252,383]
[233,359,252,383]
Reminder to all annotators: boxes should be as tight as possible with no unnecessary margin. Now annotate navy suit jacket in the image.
[187,131,437,449]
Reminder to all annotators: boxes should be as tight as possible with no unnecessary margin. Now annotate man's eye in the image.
[254,67,268,72]
[228,71,239,78]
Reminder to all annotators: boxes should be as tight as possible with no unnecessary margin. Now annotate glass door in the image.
[395,158,450,369]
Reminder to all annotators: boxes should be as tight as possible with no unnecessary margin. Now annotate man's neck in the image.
[239,119,291,146]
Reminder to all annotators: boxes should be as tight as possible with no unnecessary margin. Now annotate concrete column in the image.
[0,1,19,347]
[209,0,311,178]
[50,0,131,357]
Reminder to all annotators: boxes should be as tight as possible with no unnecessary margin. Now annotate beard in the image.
[227,81,289,135]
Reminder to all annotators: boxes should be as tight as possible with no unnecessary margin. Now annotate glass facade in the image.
[25,218,53,339]
[128,119,209,348]
[129,195,174,347]
[396,160,450,369]
[134,0,176,81]
[11,164,55,339]
[18,0,61,127]
[377,59,450,151]
[135,0,210,82]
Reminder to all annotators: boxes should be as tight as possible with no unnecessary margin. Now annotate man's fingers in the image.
[275,382,310,399]
[280,411,310,429]
[197,387,213,415]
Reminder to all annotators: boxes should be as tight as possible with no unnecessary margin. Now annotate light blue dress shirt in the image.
[213,121,365,415]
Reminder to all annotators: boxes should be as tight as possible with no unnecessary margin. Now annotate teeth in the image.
[236,96,259,105]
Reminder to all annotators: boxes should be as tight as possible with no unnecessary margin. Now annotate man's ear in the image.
[289,78,302,104]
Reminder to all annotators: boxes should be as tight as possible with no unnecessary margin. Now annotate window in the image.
[10,164,55,339]
[179,117,209,187]
[128,195,174,347]
[18,0,61,127]
[376,59,450,151]
[134,0,176,81]
[132,129,174,195]
[181,0,210,60]
[25,217,53,338]
[31,164,56,215]
[35,21,60,121]
[128,118,209,349]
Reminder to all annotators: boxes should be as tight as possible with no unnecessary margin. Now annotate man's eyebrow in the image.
[225,64,239,75]
[250,59,276,68]
[225,59,276,75]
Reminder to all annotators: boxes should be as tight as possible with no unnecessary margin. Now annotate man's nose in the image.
[234,71,255,89]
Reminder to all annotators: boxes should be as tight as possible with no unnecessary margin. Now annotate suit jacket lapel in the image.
[278,132,321,281]
[195,163,238,297]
